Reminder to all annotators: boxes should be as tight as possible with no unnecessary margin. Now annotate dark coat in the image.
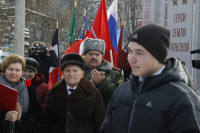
[17,86,41,133]
[0,111,7,132]
[101,58,200,133]
[38,50,59,84]
[39,77,105,133]
[0,86,41,133]
[32,73,49,110]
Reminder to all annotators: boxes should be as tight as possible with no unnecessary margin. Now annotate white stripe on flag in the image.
[49,44,58,73]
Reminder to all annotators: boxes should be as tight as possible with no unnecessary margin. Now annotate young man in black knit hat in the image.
[101,23,200,133]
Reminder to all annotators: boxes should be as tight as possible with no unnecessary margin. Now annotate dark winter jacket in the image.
[0,77,41,133]
[32,73,49,110]
[39,77,105,133]
[84,59,124,108]
[101,58,200,133]
[16,86,41,133]
[38,50,59,84]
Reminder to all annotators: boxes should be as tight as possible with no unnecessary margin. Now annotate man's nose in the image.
[69,71,74,75]
[128,54,137,63]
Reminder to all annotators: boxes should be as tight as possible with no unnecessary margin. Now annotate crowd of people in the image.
[0,23,200,133]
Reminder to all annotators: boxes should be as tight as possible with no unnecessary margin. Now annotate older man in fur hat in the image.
[39,53,105,133]
[83,38,124,108]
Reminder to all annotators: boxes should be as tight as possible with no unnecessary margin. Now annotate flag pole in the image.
[84,8,86,15]
[75,0,77,7]
[110,50,114,66]
[56,20,58,29]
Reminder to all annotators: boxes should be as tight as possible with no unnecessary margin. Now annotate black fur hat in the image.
[25,57,40,72]
[60,53,85,71]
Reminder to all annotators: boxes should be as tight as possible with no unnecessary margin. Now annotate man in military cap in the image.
[83,38,124,108]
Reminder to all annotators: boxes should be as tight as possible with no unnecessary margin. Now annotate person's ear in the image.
[82,71,84,77]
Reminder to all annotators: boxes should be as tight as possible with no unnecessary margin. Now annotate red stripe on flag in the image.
[48,68,58,89]
[118,25,124,55]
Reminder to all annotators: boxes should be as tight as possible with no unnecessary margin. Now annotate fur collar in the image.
[50,77,95,100]
[31,73,45,86]
[98,59,113,71]
[85,59,113,71]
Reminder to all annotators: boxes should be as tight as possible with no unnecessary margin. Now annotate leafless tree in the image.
[0,0,142,55]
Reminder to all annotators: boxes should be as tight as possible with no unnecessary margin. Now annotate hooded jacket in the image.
[101,58,200,133]
[32,73,49,110]
[39,77,105,133]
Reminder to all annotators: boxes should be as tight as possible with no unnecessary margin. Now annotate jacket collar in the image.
[51,77,94,100]
[85,59,113,71]
[129,58,191,93]
[31,73,45,86]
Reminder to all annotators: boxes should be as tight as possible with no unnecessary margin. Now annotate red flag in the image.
[138,21,142,27]
[63,0,112,64]
[118,25,124,55]
[87,0,112,62]
[64,39,84,55]
[48,29,59,89]
[64,31,89,55]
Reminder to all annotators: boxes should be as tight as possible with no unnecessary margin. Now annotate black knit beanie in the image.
[128,23,170,64]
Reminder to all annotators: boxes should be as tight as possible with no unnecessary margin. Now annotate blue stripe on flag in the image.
[117,29,121,45]
[108,15,118,52]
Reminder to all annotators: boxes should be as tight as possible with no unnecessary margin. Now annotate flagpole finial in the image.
[56,20,58,29]
[84,8,87,15]
[124,20,126,27]
[75,0,77,7]
[122,19,124,26]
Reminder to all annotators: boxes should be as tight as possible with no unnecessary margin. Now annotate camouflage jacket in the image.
[84,59,124,108]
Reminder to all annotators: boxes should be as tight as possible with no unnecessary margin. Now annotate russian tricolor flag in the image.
[107,0,118,67]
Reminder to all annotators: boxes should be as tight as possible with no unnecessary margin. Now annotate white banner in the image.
[167,0,194,74]
[142,0,166,26]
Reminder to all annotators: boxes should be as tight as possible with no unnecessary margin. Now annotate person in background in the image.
[117,47,132,81]
[83,38,124,108]
[0,54,41,133]
[23,57,49,111]
[39,53,105,133]
[101,23,200,133]
[31,41,59,84]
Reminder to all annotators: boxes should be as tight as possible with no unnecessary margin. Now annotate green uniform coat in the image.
[84,59,124,108]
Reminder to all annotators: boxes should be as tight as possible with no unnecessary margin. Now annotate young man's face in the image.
[62,65,84,88]
[127,41,163,78]
[85,51,103,69]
